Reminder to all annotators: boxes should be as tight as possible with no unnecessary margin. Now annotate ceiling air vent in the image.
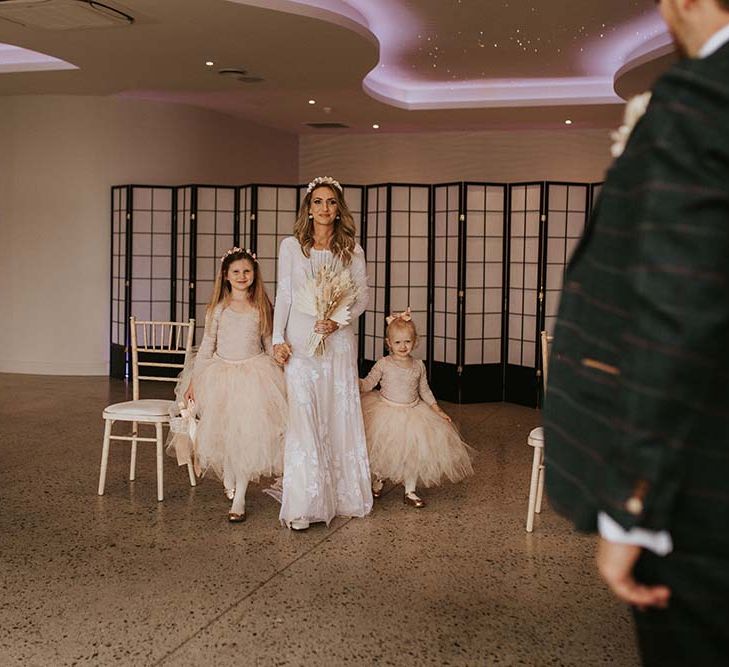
[306,122,350,129]
[218,68,264,84]
[0,0,133,30]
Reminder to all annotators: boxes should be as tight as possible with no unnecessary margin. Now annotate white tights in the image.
[404,476,417,495]
[230,475,249,515]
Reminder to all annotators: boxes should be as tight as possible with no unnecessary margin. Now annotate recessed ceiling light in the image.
[308,99,316,105]
[372,123,380,129]
[205,61,214,67]
[565,119,573,125]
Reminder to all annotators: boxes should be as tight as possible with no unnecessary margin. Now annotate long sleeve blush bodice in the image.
[360,356,437,406]
[194,305,268,370]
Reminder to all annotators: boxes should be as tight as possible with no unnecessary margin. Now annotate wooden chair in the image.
[526,330,553,532]
[98,317,196,501]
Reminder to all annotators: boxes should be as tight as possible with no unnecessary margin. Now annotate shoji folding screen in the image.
[110,186,129,376]
[111,180,597,406]
[430,183,507,403]
[362,184,429,367]
[462,183,507,401]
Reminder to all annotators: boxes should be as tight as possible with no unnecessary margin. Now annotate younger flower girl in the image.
[167,247,287,522]
[359,309,473,507]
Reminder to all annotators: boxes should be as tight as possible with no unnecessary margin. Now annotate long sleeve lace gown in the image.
[272,236,373,526]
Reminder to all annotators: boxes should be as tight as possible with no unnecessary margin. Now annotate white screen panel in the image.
[193,187,237,341]
[176,187,192,328]
[111,187,127,345]
[130,187,172,330]
[389,185,429,360]
[465,184,505,365]
[363,186,388,362]
[432,185,460,364]
[507,184,542,367]
[257,186,298,305]
[544,183,588,337]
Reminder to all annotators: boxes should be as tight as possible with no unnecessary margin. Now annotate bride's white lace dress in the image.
[272,236,373,526]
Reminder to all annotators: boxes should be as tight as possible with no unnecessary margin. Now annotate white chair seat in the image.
[103,399,174,420]
[527,426,544,447]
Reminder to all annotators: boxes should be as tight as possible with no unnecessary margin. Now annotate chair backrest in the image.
[129,317,195,400]
[540,330,553,393]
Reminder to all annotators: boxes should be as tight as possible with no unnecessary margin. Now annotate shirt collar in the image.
[698,22,729,58]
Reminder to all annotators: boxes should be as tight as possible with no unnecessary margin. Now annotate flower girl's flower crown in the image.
[306,176,342,195]
[386,307,412,326]
[220,246,257,263]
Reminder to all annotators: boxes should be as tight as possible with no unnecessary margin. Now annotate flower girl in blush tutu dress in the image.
[359,309,474,508]
[167,247,287,522]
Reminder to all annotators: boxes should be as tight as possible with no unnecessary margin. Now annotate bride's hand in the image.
[315,319,339,336]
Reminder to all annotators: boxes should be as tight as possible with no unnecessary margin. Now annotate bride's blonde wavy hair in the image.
[293,183,357,265]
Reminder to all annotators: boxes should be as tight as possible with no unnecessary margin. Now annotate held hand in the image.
[314,319,339,336]
[184,384,195,402]
[596,538,671,610]
[431,403,452,422]
[273,343,292,365]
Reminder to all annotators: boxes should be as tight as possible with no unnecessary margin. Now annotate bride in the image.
[272,176,372,530]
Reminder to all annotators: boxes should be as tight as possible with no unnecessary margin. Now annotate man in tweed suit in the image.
[544,0,729,664]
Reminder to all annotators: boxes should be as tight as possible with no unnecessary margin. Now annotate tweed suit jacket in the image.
[543,41,729,556]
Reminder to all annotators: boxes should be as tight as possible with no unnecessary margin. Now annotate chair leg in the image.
[156,422,164,502]
[526,446,542,533]
[129,420,138,481]
[187,462,197,487]
[98,419,113,495]
[535,454,546,514]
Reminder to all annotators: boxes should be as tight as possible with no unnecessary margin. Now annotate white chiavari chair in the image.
[526,330,553,532]
[98,317,196,501]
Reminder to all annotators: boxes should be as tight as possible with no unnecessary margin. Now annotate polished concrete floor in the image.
[0,373,639,666]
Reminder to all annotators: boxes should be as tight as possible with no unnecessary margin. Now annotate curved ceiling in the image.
[0,0,677,133]
[228,0,671,108]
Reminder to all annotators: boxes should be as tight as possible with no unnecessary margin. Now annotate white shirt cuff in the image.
[272,334,285,346]
[597,512,673,556]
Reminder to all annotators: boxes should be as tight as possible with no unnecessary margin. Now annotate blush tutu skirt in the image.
[168,352,287,483]
[361,392,474,487]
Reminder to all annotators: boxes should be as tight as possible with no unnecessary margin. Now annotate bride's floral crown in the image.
[220,246,257,263]
[306,176,342,195]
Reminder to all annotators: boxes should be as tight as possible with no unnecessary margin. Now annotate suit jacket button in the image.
[625,497,643,515]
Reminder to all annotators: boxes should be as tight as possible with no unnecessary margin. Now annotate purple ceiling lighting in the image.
[0,41,76,73]
[225,0,671,108]
[581,11,671,76]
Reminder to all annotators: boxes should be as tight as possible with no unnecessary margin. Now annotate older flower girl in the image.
[168,247,286,522]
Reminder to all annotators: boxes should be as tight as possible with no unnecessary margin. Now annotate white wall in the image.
[299,129,613,184]
[0,95,298,375]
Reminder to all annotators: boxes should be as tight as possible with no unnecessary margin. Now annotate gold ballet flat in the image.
[228,511,246,523]
[403,493,426,508]
[372,479,384,499]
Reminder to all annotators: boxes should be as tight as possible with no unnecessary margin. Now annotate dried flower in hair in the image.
[306,176,342,195]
